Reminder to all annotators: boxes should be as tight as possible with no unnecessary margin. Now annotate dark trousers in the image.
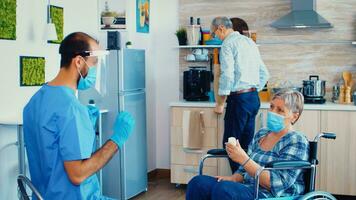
[186,175,257,200]
[223,91,260,173]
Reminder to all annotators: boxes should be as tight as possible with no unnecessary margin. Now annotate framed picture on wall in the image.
[19,56,46,87]
[48,5,64,44]
[136,0,149,33]
[0,0,16,40]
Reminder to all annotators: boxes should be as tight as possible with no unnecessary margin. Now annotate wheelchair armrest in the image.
[207,149,228,156]
[265,160,311,169]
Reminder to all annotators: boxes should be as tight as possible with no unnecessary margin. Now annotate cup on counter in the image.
[243,30,257,43]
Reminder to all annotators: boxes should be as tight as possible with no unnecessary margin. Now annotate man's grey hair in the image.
[272,89,304,125]
[211,17,233,29]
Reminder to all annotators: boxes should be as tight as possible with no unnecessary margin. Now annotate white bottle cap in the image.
[228,137,237,146]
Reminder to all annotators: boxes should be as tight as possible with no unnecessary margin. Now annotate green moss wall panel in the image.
[0,0,16,40]
[20,56,45,86]
[48,5,63,44]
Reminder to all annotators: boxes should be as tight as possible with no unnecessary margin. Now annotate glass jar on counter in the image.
[332,85,339,103]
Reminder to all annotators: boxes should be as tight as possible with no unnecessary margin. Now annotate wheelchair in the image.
[17,174,44,200]
[198,132,337,200]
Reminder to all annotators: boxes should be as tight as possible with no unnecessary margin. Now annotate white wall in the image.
[125,0,180,170]
[0,0,99,199]
[149,0,179,169]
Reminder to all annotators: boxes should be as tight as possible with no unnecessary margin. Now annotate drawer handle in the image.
[199,111,205,134]
[183,148,203,154]
[183,166,198,174]
[259,112,264,129]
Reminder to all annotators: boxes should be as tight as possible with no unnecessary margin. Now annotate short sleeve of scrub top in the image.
[57,102,95,161]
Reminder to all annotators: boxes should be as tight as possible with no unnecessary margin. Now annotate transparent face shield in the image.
[83,50,109,97]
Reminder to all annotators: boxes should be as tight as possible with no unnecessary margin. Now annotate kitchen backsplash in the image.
[178,0,356,101]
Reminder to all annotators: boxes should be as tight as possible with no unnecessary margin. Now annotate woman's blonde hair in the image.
[272,89,304,125]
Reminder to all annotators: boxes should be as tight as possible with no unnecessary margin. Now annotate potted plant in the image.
[126,41,132,48]
[101,1,118,27]
[175,27,187,45]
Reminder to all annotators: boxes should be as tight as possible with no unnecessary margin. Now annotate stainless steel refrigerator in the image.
[79,48,147,200]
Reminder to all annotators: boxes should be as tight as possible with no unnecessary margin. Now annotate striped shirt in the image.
[235,128,309,198]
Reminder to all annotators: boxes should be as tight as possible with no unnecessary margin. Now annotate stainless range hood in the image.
[271,0,333,29]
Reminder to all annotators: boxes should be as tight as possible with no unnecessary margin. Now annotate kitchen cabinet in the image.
[170,107,218,184]
[319,111,356,196]
[292,110,321,141]
[217,113,231,176]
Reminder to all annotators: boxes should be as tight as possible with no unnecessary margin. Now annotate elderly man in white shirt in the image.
[211,16,269,172]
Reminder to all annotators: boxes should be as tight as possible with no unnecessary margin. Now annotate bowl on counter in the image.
[270,87,303,97]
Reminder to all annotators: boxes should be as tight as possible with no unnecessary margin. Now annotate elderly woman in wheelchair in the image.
[186,89,336,200]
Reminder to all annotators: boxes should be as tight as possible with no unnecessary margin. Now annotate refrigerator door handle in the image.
[121,88,146,93]
[119,91,146,97]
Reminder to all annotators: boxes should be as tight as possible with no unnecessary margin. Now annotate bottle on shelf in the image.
[187,16,200,45]
[332,85,339,103]
[190,16,194,25]
[197,18,203,45]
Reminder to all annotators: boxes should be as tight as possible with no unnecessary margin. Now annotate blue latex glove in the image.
[87,105,99,129]
[111,112,135,148]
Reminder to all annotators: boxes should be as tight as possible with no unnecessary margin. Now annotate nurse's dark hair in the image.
[230,17,249,35]
[59,32,99,68]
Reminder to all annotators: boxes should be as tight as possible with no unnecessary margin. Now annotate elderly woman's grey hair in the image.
[272,89,304,125]
[211,17,233,29]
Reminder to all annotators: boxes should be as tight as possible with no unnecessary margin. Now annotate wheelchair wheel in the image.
[299,191,337,200]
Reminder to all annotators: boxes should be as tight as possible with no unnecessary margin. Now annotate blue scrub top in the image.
[23,84,114,200]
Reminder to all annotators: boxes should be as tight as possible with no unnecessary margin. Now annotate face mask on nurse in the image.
[77,57,97,90]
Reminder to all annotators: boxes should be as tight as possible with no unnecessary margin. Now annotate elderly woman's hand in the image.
[225,140,249,165]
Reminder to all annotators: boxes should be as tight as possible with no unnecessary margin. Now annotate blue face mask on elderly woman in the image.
[77,59,97,90]
[266,111,286,132]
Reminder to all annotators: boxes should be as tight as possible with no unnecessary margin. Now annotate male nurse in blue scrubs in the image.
[23,32,134,200]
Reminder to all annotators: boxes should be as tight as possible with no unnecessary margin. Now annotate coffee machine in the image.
[183,67,211,101]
